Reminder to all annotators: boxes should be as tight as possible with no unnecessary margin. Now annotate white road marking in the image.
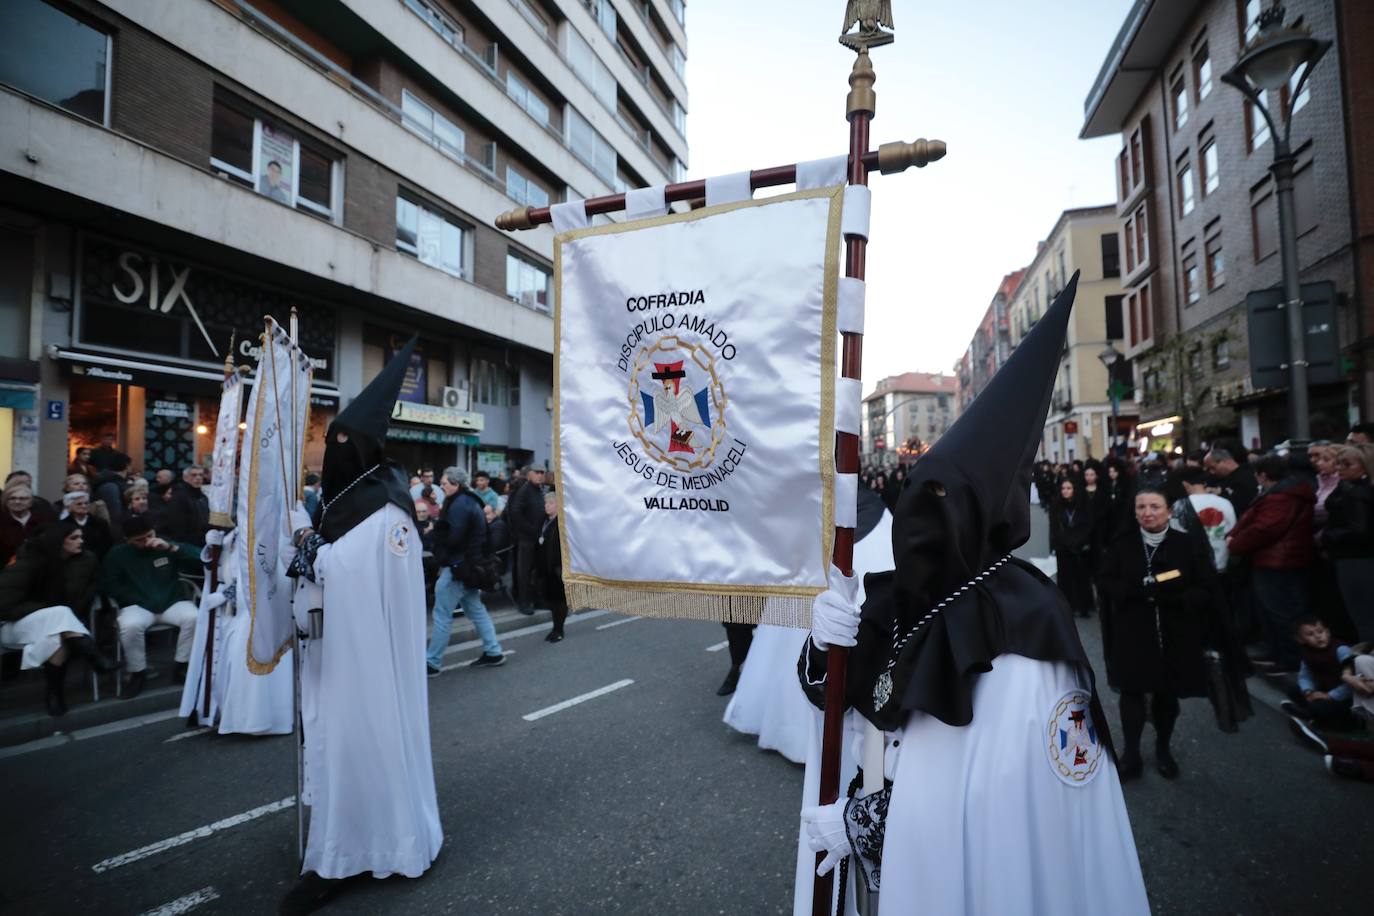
[705,640,730,652]
[91,797,293,873]
[522,679,635,722]
[595,615,641,631]
[138,886,221,915]
[163,727,212,743]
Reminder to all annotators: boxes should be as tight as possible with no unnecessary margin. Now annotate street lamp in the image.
[1222,4,1330,445]
[1099,344,1124,457]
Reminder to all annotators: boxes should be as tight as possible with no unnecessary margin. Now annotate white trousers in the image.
[117,601,198,672]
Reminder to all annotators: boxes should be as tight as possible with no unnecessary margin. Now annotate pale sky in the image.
[685,0,1136,391]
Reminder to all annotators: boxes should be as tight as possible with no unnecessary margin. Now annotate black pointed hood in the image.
[317,336,418,541]
[831,272,1112,754]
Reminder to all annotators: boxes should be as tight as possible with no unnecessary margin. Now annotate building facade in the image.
[1004,206,1134,463]
[1082,0,1369,452]
[860,371,958,468]
[956,268,1025,412]
[0,0,688,490]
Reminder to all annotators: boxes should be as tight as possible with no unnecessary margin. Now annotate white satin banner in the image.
[240,318,312,674]
[206,371,243,529]
[555,186,844,626]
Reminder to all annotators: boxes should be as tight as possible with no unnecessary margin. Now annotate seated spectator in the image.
[1,481,55,568]
[0,521,119,716]
[1227,454,1314,672]
[5,470,55,518]
[100,515,201,698]
[62,473,89,497]
[122,486,151,537]
[60,491,114,558]
[1280,617,1358,728]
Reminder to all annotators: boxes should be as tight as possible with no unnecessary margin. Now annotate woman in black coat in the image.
[1049,477,1096,618]
[1098,486,1217,781]
[1320,445,1374,641]
[531,489,568,643]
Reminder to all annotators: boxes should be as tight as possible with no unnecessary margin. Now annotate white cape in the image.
[877,654,1149,915]
[722,624,812,764]
[179,533,293,735]
[299,503,442,879]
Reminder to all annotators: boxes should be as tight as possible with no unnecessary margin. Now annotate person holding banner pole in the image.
[280,337,442,913]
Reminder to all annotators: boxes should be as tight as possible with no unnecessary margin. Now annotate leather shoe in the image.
[279,872,344,915]
[716,664,741,696]
[1115,750,1143,781]
[123,671,146,699]
[1155,745,1180,780]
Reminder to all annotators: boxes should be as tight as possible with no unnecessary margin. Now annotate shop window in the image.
[1205,230,1225,290]
[1177,159,1195,216]
[506,71,550,127]
[1101,233,1120,278]
[210,93,340,221]
[0,0,109,125]
[1213,338,1231,369]
[506,166,550,209]
[402,90,466,162]
[506,251,552,312]
[396,196,466,278]
[1200,138,1219,196]
[1182,247,1200,305]
[1194,40,1212,101]
[1170,66,1188,131]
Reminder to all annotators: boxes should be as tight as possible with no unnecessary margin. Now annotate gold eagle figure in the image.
[842,0,894,34]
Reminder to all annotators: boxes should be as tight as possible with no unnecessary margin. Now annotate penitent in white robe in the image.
[876,654,1149,916]
[179,532,292,735]
[298,503,443,879]
[722,624,812,764]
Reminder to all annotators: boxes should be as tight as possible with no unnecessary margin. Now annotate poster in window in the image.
[389,334,427,403]
[256,122,296,206]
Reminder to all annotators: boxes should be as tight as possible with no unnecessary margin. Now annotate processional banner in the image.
[206,370,243,529]
[241,318,312,674]
[555,186,843,626]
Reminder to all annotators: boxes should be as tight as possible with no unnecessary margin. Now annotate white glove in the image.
[800,799,852,877]
[203,584,230,611]
[205,529,226,547]
[289,503,312,535]
[810,564,862,650]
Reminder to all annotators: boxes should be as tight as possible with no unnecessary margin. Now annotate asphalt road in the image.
[2,520,1370,915]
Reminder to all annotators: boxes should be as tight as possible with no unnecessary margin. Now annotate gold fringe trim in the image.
[566,582,815,629]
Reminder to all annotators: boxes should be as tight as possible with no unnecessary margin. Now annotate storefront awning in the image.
[387,425,480,446]
[56,349,340,408]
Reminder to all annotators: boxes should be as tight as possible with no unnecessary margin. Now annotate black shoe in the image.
[173,661,189,684]
[426,664,442,679]
[469,652,506,668]
[123,670,147,699]
[62,635,122,673]
[1155,745,1180,780]
[1279,700,1311,720]
[1116,750,1143,781]
[716,664,741,696]
[1288,716,1329,754]
[517,604,536,617]
[545,630,564,643]
[1325,755,1366,780]
[279,872,344,915]
[43,662,68,717]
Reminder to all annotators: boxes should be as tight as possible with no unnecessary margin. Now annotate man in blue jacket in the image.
[426,467,503,675]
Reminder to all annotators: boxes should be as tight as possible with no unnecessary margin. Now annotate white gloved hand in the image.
[289,503,312,535]
[800,799,852,877]
[810,564,862,650]
[205,529,226,547]
[203,584,230,611]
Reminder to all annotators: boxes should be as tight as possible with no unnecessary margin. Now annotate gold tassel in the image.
[565,583,815,629]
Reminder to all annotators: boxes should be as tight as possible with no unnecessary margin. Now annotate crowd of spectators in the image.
[1028,426,1374,783]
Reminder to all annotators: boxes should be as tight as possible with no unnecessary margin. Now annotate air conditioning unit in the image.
[441,385,469,411]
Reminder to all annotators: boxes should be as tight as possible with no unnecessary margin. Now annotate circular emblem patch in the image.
[627,335,728,472]
[387,521,411,558]
[1045,689,1103,787]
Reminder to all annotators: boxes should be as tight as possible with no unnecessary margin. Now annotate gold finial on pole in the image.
[847,49,877,117]
[224,331,236,376]
[495,206,535,231]
[877,138,947,173]
[839,0,894,52]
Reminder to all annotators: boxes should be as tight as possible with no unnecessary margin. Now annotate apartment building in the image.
[861,371,958,468]
[955,268,1025,412]
[1004,206,1132,462]
[1081,0,1371,451]
[0,0,688,486]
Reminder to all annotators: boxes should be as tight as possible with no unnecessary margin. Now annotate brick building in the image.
[0,0,688,487]
[1081,0,1367,451]
[955,267,1025,412]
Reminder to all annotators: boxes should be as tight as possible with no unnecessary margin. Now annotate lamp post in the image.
[1099,344,1124,457]
[1221,4,1330,445]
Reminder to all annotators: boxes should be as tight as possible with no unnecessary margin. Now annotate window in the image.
[1105,295,1124,340]
[1213,338,1231,369]
[1294,161,1317,236]
[0,0,110,124]
[1288,64,1311,115]
[1194,42,1212,101]
[1252,182,1278,261]
[1246,100,1270,152]
[1057,248,1068,289]
[1128,202,1150,269]
[506,166,550,208]
[564,26,617,110]
[1242,0,1262,45]
[565,107,617,183]
[1188,347,1203,378]
[511,0,549,36]
[506,252,552,312]
[506,72,550,127]
[670,44,685,79]
[670,0,685,27]
[401,90,466,162]
[1117,150,1130,200]
[671,100,686,135]
[1127,282,1153,348]
[588,0,616,40]
[404,0,462,46]
[1101,233,1120,278]
[1178,160,1195,216]
[1130,129,1143,186]
[1124,222,1136,273]
[1182,248,1200,305]
[396,197,465,278]
[210,94,340,221]
[472,357,514,406]
[1201,140,1219,195]
[1205,231,1225,289]
[1171,67,1188,131]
